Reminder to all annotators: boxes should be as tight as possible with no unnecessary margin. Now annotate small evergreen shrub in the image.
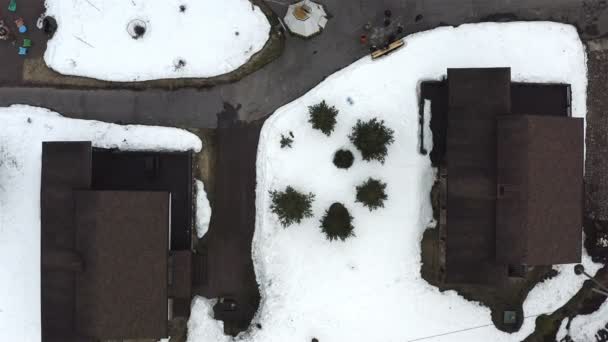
[270,186,314,227]
[280,132,294,149]
[308,100,339,136]
[356,178,388,211]
[320,203,355,241]
[349,118,395,163]
[333,149,354,169]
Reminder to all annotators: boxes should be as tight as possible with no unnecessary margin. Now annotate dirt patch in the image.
[188,128,218,204]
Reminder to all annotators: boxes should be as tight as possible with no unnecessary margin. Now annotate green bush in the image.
[356,178,388,211]
[270,186,314,227]
[280,132,293,149]
[349,118,395,163]
[308,100,339,136]
[320,203,355,241]
[333,149,354,169]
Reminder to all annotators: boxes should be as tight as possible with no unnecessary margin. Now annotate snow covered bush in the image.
[320,203,355,241]
[270,186,315,227]
[356,178,388,211]
[308,100,339,136]
[333,149,354,169]
[349,118,395,163]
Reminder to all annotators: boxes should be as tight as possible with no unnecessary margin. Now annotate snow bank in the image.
[195,179,212,239]
[44,0,271,81]
[556,300,608,341]
[190,22,595,342]
[0,105,201,341]
[187,297,230,342]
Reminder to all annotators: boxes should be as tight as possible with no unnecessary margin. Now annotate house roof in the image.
[445,68,511,284]
[422,80,572,166]
[496,115,583,265]
[40,141,92,340]
[40,142,185,341]
[443,68,583,284]
[73,190,170,340]
[91,149,193,250]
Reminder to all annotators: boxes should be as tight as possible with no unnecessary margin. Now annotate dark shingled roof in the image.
[496,115,583,265]
[73,190,170,340]
[41,142,92,341]
[442,68,583,284]
[445,68,511,284]
[422,81,572,166]
[91,150,193,250]
[40,142,191,341]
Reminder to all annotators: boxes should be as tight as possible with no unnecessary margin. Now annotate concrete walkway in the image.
[1,0,608,127]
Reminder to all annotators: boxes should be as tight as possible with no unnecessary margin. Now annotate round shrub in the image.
[349,118,395,163]
[333,149,354,169]
[356,178,387,211]
[270,186,314,227]
[308,100,339,136]
[320,203,355,241]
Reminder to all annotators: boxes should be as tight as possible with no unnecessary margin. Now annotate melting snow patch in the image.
[556,300,608,342]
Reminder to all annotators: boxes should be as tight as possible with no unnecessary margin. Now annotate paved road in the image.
[1,0,608,127]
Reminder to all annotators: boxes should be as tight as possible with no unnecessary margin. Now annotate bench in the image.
[371,39,405,60]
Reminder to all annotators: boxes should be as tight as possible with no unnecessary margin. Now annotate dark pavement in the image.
[585,44,608,221]
[0,0,47,81]
[1,0,608,126]
[196,105,264,335]
[0,87,223,127]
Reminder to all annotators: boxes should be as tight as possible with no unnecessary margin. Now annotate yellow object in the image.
[371,39,405,60]
[293,5,311,21]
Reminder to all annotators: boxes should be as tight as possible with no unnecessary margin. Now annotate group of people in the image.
[360,9,405,52]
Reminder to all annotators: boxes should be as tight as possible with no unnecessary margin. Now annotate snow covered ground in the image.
[557,300,608,341]
[0,105,201,341]
[186,22,600,342]
[44,0,271,81]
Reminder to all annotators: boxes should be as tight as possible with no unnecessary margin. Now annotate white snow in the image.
[0,105,201,342]
[556,299,608,341]
[44,0,271,81]
[195,179,212,239]
[187,22,597,342]
[187,297,230,342]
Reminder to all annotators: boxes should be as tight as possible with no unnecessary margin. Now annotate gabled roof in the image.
[73,190,170,340]
[443,68,583,284]
[496,115,583,265]
[445,68,511,284]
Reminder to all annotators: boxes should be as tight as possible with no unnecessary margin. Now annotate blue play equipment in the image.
[18,25,27,33]
[18,47,27,56]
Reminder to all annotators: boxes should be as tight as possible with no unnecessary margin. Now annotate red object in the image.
[360,34,367,45]
[14,17,24,28]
